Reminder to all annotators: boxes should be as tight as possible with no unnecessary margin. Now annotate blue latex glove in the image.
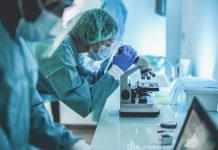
[113,45,137,71]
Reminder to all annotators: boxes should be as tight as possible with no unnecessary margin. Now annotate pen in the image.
[157,130,174,133]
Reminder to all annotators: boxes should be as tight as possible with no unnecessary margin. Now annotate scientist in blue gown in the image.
[0,0,95,149]
[36,8,138,121]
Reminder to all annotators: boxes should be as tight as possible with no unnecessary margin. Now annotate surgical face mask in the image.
[88,44,113,61]
[16,0,61,42]
[16,10,60,42]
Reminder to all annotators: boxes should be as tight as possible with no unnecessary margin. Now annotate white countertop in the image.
[91,86,218,150]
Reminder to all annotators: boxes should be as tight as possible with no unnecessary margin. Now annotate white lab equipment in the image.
[119,57,160,117]
[178,58,192,77]
[170,77,218,112]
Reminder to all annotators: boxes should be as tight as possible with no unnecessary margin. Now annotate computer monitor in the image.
[174,97,218,150]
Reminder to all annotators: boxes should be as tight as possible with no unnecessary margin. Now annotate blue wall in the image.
[166,0,182,67]
[180,0,218,79]
[123,0,166,56]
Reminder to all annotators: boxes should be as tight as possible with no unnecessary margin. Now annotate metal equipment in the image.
[120,56,160,117]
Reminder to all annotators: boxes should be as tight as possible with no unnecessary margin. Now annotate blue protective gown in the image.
[0,22,80,150]
[36,36,119,120]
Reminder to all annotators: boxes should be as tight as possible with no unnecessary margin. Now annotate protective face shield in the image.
[16,0,64,42]
[17,11,60,42]
[88,35,122,61]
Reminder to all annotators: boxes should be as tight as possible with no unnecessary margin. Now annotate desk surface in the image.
[91,88,218,150]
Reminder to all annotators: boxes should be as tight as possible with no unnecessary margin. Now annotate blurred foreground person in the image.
[0,0,93,149]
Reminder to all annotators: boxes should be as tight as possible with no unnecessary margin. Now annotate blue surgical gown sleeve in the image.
[16,34,81,149]
[38,42,119,119]
[76,56,111,84]
[0,126,11,149]
[29,89,81,149]
[0,22,45,150]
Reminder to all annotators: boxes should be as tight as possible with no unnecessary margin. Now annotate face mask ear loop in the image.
[97,42,103,54]
[89,44,92,52]
[17,0,24,18]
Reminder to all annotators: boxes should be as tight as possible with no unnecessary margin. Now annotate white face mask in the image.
[16,0,61,42]
[16,10,60,42]
[88,44,113,61]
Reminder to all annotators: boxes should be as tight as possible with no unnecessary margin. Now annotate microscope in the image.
[120,56,160,117]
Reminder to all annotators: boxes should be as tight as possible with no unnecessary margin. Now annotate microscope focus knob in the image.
[121,90,130,100]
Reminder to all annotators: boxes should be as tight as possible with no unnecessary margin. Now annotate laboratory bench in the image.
[91,87,218,150]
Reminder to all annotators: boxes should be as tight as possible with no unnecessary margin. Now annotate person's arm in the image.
[0,65,40,150]
[39,45,119,118]
[0,55,38,150]
[0,129,39,150]
[76,56,111,84]
[39,45,136,120]
[29,89,81,149]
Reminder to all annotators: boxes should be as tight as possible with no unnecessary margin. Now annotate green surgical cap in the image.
[71,8,119,45]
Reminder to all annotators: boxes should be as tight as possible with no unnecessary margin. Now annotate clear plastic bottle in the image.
[176,91,187,127]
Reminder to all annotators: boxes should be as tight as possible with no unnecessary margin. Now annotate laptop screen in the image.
[174,98,218,150]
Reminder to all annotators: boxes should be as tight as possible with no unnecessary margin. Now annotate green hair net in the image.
[70,8,119,45]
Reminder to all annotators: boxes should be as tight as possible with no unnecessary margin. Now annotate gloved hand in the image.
[113,45,137,71]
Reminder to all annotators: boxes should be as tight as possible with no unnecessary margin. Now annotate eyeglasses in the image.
[100,35,122,48]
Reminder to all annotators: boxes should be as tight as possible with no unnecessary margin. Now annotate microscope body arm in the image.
[120,66,140,90]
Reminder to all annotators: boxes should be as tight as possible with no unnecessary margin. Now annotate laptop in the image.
[174,97,218,150]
